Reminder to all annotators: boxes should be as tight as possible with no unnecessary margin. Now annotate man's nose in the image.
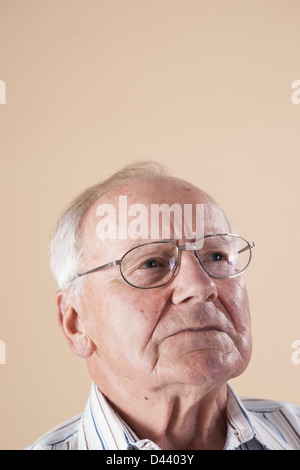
[170,249,218,305]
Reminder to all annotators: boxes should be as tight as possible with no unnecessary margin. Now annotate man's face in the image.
[76,177,252,395]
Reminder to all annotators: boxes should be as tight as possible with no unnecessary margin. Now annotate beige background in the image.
[0,0,300,450]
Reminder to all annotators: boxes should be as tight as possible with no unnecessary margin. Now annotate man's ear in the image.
[56,290,95,359]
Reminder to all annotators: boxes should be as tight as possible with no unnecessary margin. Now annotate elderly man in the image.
[28,161,300,450]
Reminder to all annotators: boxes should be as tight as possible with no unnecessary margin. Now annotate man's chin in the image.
[154,349,250,391]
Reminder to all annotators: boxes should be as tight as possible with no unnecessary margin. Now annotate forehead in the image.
[81,176,231,260]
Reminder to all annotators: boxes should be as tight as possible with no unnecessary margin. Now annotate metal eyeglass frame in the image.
[75,233,255,290]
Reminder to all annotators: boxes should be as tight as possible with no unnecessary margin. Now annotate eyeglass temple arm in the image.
[77,259,121,278]
[238,242,255,254]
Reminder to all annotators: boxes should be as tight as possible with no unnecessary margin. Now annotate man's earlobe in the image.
[56,291,95,359]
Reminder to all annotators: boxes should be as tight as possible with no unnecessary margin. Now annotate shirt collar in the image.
[225,383,293,450]
[225,383,258,449]
[77,381,292,450]
[77,382,139,450]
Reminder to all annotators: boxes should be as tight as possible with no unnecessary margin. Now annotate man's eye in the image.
[143,258,160,268]
[209,252,226,262]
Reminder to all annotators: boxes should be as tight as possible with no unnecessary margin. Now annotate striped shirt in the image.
[26,382,300,450]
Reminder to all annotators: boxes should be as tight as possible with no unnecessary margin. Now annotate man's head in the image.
[50,162,252,399]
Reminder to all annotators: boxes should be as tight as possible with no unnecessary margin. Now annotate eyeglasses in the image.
[76,234,255,289]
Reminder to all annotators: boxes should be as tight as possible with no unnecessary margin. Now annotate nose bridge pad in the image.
[169,255,177,272]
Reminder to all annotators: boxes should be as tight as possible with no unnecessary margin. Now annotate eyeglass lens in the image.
[121,242,178,288]
[195,234,250,278]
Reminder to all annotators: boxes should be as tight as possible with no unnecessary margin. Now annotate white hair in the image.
[49,161,169,295]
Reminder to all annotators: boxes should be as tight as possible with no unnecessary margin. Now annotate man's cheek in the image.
[221,280,250,314]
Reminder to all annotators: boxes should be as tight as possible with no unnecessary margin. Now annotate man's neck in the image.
[90,362,228,450]
[131,388,228,450]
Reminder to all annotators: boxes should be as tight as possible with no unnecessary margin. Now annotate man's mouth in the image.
[168,326,224,338]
